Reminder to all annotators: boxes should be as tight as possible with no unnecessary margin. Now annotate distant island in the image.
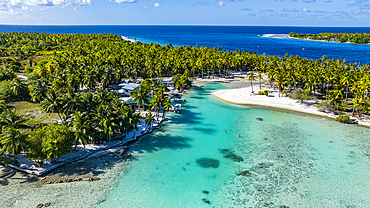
[289,32,370,44]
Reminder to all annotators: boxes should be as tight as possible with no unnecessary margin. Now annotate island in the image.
[289,32,370,44]
[1,32,370,178]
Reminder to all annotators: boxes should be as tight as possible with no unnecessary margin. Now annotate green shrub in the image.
[0,67,16,81]
[25,66,33,74]
[26,124,74,160]
[0,80,16,102]
[282,89,291,97]
[336,114,350,123]
[257,90,269,96]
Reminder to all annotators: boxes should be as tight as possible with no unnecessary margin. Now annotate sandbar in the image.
[213,84,370,128]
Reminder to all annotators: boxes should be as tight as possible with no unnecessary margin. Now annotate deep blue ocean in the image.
[1,25,370,63]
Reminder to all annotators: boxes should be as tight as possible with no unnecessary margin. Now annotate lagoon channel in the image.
[97,82,370,208]
[2,82,370,208]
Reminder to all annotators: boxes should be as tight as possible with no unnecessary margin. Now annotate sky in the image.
[0,0,369,26]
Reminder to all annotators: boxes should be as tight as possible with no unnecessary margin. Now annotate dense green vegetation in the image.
[1,31,370,165]
[289,32,370,44]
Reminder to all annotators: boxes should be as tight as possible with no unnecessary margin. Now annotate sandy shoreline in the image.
[0,115,165,207]
[2,113,164,178]
[287,36,370,45]
[213,83,370,128]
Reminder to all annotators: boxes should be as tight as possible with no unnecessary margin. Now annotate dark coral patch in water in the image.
[219,149,244,162]
[196,158,220,168]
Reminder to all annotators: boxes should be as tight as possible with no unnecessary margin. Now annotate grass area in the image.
[7,101,40,114]
[6,101,59,124]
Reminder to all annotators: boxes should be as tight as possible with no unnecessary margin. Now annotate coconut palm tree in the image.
[0,127,28,155]
[60,89,82,117]
[30,78,49,102]
[131,86,150,110]
[0,108,30,130]
[257,71,263,89]
[144,111,155,133]
[94,105,118,143]
[40,89,63,121]
[10,77,28,100]
[247,71,257,93]
[70,112,91,148]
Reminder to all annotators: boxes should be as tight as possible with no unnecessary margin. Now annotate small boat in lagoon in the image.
[174,103,181,113]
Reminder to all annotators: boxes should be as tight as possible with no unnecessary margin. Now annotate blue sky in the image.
[0,0,369,26]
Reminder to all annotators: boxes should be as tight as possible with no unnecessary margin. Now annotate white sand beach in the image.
[213,84,370,128]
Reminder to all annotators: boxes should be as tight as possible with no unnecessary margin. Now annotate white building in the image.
[117,83,140,96]
[161,77,174,87]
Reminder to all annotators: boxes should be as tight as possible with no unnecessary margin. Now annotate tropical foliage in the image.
[1,31,370,162]
[289,32,370,44]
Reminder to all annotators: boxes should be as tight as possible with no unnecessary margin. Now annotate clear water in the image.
[96,83,370,208]
[1,25,370,63]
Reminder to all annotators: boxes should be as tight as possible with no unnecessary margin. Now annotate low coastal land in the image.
[287,32,370,45]
[212,81,370,128]
[0,113,165,207]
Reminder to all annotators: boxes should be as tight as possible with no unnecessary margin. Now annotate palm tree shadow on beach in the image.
[0,170,37,186]
[43,153,122,179]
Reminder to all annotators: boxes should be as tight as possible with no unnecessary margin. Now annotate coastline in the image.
[287,36,370,45]
[212,83,370,128]
[0,115,165,207]
[2,115,164,177]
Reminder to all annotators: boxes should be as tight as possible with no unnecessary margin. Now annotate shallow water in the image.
[97,83,370,208]
[2,82,370,208]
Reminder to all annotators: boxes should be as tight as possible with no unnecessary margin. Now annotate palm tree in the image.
[247,71,257,93]
[94,105,118,143]
[10,77,28,100]
[257,71,263,89]
[325,89,343,110]
[144,111,155,133]
[0,127,28,155]
[149,93,162,121]
[131,86,149,110]
[351,97,364,117]
[0,108,30,130]
[40,89,63,121]
[60,89,82,117]
[70,112,91,148]
[30,78,49,102]
[161,97,173,120]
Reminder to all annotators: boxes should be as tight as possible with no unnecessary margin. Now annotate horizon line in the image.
[1,24,370,28]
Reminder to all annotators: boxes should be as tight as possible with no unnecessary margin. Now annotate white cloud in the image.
[0,0,91,18]
[195,1,209,6]
[2,0,92,8]
[114,0,137,3]
[214,1,225,7]
[0,0,92,16]
[154,2,160,7]
[302,0,315,3]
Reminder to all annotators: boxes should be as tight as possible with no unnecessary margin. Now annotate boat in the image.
[174,99,186,103]
[174,104,181,113]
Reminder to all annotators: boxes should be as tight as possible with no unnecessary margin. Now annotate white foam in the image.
[261,34,289,39]
[121,36,136,42]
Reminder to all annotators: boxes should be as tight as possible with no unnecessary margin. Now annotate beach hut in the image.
[117,83,140,96]
[161,77,174,87]
[125,97,152,111]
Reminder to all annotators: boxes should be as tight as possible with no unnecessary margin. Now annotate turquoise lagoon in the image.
[97,83,370,208]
